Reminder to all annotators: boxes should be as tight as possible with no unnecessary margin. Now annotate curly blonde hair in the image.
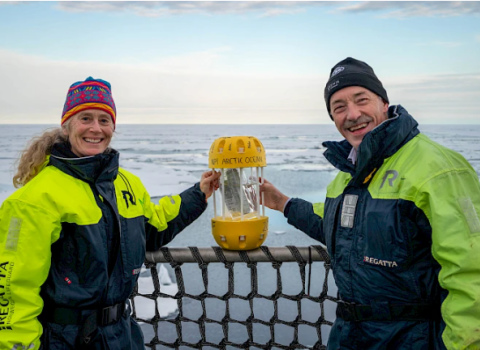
[12,125,69,188]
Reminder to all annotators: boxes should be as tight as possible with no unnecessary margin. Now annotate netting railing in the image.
[130,245,336,349]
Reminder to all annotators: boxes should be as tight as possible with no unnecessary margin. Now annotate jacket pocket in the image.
[357,199,409,270]
[52,223,108,290]
[120,216,146,279]
[42,323,79,350]
[324,197,342,267]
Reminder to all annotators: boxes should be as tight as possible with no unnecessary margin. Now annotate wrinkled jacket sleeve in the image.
[144,182,207,251]
[0,198,61,350]
[415,168,480,350]
[285,198,326,244]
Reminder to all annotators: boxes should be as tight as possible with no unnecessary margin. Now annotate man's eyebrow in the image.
[330,91,367,106]
[332,91,369,106]
[331,98,345,106]
[353,91,368,98]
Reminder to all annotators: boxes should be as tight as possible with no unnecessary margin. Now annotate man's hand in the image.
[259,178,290,213]
[200,170,221,200]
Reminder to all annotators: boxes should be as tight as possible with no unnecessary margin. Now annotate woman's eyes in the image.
[80,116,111,124]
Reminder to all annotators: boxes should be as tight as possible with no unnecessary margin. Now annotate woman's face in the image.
[64,109,114,157]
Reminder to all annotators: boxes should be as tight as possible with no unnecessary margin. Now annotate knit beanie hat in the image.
[61,77,116,126]
[324,57,388,120]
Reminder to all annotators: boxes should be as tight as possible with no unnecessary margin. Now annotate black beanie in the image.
[324,57,389,120]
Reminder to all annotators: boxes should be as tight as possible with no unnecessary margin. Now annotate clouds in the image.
[336,1,480,18]
[56,1,327,17]
[0,49,326,124]
[384,72,480,123]
[1,49,479,124]
[1,1,479,126]
[55,1,480,18]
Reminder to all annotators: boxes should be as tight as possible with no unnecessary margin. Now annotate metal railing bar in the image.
[146,246,327,263]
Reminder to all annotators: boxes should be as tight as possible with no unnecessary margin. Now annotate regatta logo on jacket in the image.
[380,170,399,189]
[0,261,13,331]
[122,190,136,208]
[364,256,398,268]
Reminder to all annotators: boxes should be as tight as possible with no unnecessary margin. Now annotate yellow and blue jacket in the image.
[286,105,480,350]
[0,145,207,349]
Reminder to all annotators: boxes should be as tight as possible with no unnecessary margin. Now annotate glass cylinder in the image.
[218,167,260,220]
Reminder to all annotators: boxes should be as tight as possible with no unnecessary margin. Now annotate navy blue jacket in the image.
[0,142,207,350]
[284,106,480,349]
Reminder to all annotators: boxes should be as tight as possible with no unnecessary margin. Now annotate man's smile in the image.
[348,122,369,133]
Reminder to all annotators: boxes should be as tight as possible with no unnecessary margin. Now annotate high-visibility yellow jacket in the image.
[286,105,480,350]
[0,146,207,349]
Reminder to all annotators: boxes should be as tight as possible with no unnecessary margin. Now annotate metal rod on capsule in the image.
[240,168,244,220]
[261,167,265,217]
[256,167,260,217]
[222,170,225,220]
[212,168,217,218]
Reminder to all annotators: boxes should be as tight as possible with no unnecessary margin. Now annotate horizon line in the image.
[1,123,480,126]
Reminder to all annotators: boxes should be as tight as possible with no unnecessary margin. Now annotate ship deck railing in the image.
[131,246,336,350]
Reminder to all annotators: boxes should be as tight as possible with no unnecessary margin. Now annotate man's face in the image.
[330,86,389,149]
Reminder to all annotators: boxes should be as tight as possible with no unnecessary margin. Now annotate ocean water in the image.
[1,124,480,348]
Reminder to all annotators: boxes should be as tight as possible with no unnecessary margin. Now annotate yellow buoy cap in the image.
[209,136,266,169]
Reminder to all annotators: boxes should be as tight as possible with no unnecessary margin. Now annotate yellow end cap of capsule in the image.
[209,136,267,169]
[211,217,268,250]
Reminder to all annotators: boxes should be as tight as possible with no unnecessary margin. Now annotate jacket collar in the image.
[49,142,119,184]
[322,105,419,186]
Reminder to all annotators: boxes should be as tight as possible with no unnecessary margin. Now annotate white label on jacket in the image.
[5,217,21,252]
[458,197,480,234]
[341,195,358,228]
[10,344,34,350]
[364,256,398,268]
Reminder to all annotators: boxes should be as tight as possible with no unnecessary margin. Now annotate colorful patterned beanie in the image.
[61,77,116,126]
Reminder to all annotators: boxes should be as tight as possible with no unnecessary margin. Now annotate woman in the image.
[0,77,220,349]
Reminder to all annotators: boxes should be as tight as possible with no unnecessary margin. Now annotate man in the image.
[260,57,480,349]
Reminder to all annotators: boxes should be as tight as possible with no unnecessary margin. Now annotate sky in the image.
[0,1,479,124]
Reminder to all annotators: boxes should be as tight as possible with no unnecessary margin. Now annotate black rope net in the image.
[130,245,336,349]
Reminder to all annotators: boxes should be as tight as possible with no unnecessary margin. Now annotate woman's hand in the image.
[200,170,221,200]
[259,178,290,212]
